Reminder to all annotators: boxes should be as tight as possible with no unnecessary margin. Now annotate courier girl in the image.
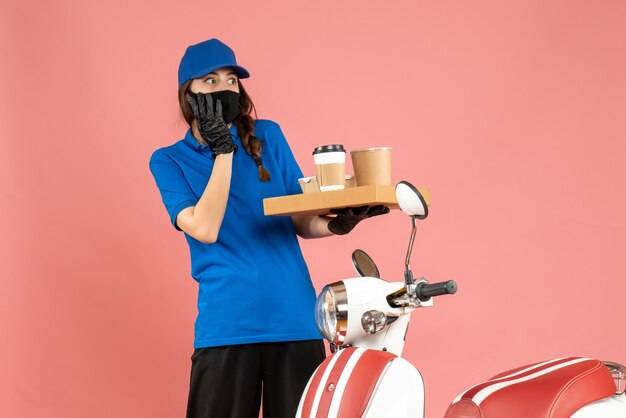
[148,38,389,418]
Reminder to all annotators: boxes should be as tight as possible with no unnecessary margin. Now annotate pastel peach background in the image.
[2,0,625,417]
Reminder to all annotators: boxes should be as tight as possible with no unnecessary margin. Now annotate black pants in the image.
[186,339,326,418]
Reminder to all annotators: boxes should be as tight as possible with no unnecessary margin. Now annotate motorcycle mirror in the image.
[395,181,428,220]
[351,249,381,278]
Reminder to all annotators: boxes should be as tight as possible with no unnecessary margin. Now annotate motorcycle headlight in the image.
[315,282,348,345]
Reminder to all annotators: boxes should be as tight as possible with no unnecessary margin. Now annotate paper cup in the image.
[298,176,320,193]
[344,174,357,188]
[313,144,346,191]
[350,147,392,186]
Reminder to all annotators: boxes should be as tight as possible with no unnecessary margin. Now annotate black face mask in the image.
[188,90,241,124]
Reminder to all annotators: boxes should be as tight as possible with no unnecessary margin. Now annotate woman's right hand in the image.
[327,205,390,235]
[187,91,238,156]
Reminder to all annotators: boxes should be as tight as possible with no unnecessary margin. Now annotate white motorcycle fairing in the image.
[327,277,431,355]
[296,347,425,418]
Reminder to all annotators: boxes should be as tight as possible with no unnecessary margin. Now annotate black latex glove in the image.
[327,205,391,235]
[187,91,238,157]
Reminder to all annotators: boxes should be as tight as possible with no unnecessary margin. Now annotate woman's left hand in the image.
[327,205,390,235]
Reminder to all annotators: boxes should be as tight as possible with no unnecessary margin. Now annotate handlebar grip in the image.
[415,280,457,302]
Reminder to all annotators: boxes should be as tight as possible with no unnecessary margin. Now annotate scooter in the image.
[296,180,626,417]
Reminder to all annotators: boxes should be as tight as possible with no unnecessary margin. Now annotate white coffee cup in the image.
[313,144,346,191]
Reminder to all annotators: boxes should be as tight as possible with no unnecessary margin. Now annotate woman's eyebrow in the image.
[206,71,237,76]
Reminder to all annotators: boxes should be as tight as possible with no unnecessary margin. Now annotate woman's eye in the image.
[204,79,216,84]
[228,78,237,85]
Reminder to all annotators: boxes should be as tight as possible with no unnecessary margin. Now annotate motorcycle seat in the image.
[444,357,616,418]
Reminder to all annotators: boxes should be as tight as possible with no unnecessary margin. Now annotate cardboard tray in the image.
[263,185,431,216]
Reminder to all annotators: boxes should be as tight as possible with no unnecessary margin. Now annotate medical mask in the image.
[188,90,241,124]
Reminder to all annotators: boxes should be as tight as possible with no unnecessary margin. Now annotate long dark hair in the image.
[178,80,271,182]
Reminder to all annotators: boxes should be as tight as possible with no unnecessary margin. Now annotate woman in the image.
[149,38,389,418]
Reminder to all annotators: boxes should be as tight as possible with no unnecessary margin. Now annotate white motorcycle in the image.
[296,181,626,418]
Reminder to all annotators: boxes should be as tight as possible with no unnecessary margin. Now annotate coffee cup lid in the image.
[313,144,346,155]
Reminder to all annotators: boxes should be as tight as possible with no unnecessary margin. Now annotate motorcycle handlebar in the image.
[415,280,457,302]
